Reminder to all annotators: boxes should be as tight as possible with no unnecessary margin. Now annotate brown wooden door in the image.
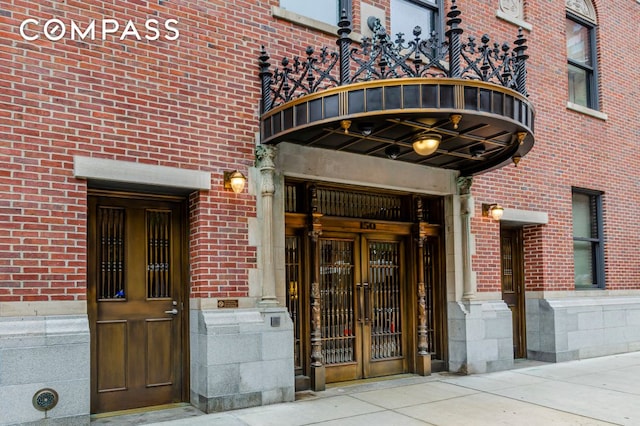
[500,227,526,358]
[88,194,186,413]
[321,232,407,383]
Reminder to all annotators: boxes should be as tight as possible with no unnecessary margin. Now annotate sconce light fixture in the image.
[224,170,247,194]
[412,133,441,156]
[482,203,504,221]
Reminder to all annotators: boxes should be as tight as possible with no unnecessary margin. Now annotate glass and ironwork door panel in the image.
[363,235,406,378]
[320,236,361,382]
[319,233,407,382]
[285,233,304,375]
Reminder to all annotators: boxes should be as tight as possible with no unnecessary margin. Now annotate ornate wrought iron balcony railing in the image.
[259,0,528,114]
[257,0,534,176]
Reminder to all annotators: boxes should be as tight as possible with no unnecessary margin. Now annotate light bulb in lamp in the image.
[412,133,441,156]
[224,171,247,194]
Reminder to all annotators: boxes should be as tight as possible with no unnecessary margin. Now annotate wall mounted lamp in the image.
[412,133,441,156]
[224,170,247,194]
[482,203,504,221]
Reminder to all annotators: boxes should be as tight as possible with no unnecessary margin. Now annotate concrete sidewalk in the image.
[99,351,640,425]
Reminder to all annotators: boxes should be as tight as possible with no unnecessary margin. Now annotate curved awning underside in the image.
[260,78,534,176]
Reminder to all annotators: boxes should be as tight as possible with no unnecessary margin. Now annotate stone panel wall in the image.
[0,316,90,425]
[448,300,514,374]
[190,307,294,413]
[527,296,640,362]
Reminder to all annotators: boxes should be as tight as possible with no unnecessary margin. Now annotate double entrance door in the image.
[319,232,407,382]
[88,193,187,413]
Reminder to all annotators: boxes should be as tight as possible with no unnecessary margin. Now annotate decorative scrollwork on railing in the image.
[270,46,340,106]
[458,28,528,94]
[349,18,448,82]
[461,35,514,87]
[259,0,529,113]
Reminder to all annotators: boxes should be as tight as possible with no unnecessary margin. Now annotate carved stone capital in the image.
[256,145,277,196]
[457,176,473,195]
[255,144,277,169]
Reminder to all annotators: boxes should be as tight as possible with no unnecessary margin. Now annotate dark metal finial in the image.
[337,8,352,86]
[513,28,528,59]
[259,46,273,113]
[259,46,270,68]
[513,27,529,96]
[446,0,464,78]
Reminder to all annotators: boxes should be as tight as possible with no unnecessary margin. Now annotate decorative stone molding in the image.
[496,0,532,31]
[499,0,523,20]
[566,0,597,23]
[256,144,277,196]
[457,176,473,196]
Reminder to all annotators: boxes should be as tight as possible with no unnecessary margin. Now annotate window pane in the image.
[566,19,592,66]
[574,240,594,288]
[568,64,589,107]
[572,192,595,238]
[280,0,338,25]
[391,0,436,38]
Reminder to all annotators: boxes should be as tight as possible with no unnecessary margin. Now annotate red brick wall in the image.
[472,0,640,292]
[0,0,272,301]
[2,0,639,301]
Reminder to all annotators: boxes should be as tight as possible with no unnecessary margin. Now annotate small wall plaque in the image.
[217,299,239,308]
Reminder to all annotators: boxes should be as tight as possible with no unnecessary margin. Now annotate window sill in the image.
[272,6,363,42]
[566,102,608,121]
[495,10,532,31]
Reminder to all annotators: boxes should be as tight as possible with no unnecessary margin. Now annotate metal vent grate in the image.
[33,388,58,411]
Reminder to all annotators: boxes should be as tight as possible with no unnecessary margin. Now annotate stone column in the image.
[458,176,475,300]
[256,145,278,307]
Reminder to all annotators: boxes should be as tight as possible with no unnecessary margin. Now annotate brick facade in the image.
[1,0,268,302]
[2,0,640,421]
[473,0,640,292]
[5,1,638,301]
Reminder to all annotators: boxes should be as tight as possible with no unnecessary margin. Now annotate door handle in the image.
[164,308,178,315]
[363,282,371,323]
[356,283,363,322]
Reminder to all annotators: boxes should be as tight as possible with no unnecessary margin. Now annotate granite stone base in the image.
[447,300,514,374]
[527,296,640,362]
[0,316,90,426]
[189,307,295,413]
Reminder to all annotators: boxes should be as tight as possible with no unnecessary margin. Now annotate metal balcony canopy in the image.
[258,0,535,175]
